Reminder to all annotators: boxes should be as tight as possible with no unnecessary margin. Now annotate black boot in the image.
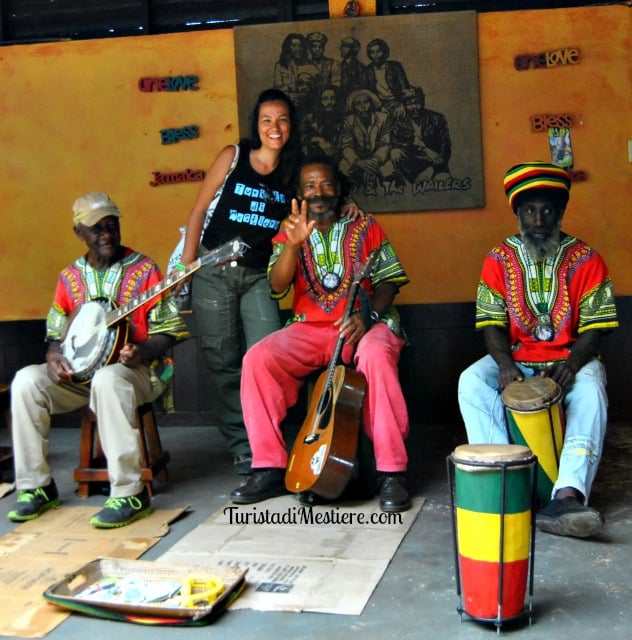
[377,474,411,513]
[230,468,287,504]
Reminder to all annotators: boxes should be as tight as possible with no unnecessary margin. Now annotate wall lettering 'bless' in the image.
[160,125,200,145]
[530,114,574,132]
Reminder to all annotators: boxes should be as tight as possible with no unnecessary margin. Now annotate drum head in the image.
[502,376,561,412]
[452,443,533,464]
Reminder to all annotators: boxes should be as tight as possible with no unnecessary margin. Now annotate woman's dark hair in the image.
[244,88,300,190]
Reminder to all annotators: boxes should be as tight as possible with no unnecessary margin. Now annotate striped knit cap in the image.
[503,162,571,211]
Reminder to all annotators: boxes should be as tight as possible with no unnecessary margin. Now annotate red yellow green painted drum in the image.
[502,377,565,506]
[452,444,536,621]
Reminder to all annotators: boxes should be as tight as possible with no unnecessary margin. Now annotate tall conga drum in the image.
[502,377,565,506]
[447,444,537,627]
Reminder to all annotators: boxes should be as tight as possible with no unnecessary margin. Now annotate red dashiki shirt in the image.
[46,247,189,344]
[269,216,409,335]
[475,234,618,366]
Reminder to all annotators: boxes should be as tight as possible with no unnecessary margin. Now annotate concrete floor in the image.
[0,418,630,640]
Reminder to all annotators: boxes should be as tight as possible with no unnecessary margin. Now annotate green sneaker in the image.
[90,487,152,529]
[8,480,61,522]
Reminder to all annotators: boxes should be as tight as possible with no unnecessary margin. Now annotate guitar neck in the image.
[316,273,364,412]
[104,238,247,327]
[327,248,379,372]
[331,280,361,362]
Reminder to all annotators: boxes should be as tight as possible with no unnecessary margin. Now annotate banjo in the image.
[59,237,247,383]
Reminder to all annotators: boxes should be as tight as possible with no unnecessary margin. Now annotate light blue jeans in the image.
[457,355,608,501]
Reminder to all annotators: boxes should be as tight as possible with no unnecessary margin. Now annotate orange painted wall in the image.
[0,5,629,321]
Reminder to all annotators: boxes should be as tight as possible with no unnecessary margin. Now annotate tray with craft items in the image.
[43,557,247,626]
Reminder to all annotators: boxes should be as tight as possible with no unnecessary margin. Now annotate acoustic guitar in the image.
[59,238,247,383]
[285,249,379,500]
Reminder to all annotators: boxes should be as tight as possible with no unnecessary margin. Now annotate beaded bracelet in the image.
[174,262,187,271]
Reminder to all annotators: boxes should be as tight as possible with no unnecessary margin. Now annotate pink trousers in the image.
[241,322,409,472]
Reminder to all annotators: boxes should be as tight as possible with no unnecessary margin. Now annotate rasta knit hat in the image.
[72,192,122,227]
[503,162,571,212]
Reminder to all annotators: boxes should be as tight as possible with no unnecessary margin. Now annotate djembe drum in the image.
[447,444,537,627]
[502,377,565,506]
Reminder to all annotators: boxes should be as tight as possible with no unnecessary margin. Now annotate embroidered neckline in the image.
[507,237,566,319]
[81,258,123,304]
[309,225,345,291]
[300,218,360,312]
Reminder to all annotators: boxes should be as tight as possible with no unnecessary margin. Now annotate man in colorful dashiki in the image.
[458,162,618,538]
[8,192,189,528]
[231,157,411,512]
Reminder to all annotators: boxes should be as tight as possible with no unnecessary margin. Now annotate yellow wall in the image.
[0,5,629,320]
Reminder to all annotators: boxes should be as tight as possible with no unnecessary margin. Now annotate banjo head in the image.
[60,300,117,381]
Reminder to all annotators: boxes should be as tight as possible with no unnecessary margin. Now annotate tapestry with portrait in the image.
[234,12,484,212]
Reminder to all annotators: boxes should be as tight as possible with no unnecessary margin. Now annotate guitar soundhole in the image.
[316,387,333,429]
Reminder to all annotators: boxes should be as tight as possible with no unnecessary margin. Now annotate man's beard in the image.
[519,219,562,261]
[306,195,339,222]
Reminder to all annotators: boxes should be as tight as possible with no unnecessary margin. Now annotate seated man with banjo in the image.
[458,162,618,538]
[231,156,412,513]
[8,192,191,528]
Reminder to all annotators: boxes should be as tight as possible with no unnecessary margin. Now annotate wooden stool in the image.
[73,403,169,498]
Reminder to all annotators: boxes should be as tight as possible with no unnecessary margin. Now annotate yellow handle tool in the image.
[179,574,225,608]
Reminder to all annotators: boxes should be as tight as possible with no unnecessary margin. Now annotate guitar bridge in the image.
[304,434,320,445]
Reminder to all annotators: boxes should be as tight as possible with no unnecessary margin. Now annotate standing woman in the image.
[177,89,299,475]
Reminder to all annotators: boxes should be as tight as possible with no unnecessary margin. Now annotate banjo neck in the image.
[104,237,247,327]
[60,238,247,384]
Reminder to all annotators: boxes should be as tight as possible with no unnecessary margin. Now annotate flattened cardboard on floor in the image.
[159,495,424,615]
[0,506,186,638]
